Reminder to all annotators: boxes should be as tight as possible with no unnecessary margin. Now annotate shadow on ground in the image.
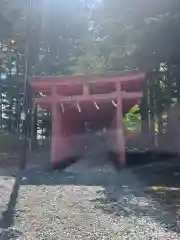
[89,159,180,235]
[109,150,179,168]
[133,159,180,230]
[90,184,179,231]
[0,172,23,240]
[20,165,118,186]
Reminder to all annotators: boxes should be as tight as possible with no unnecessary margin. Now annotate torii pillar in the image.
[51,87,62,165]
[116,82,126,166]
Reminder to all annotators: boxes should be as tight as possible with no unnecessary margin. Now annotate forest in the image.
[1,0,180,153]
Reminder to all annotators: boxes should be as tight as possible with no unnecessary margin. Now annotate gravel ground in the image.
[0,167,18,239]
[0,168,17,214]
[0,138,180,239]
[5,162,178,239]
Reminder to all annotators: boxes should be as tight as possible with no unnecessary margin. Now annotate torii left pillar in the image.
[116,82,126,166]
[51,88,62,166]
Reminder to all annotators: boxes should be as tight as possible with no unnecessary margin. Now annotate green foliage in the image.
[72,53,105,75]
[124,105,141,131]
[92,0,180,71]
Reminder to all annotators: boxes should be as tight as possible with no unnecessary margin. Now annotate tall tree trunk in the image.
[155,72,164,145]
[8,98,13,132]
[0,87,2,132]
[176,65,180,104]
[140,73,151,149]
[166,66,173,130]
[140,75,149,134]
[31,105,38,149]
[149,72,156,147]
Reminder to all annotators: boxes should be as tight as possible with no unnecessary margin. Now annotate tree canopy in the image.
[1,0,180,74]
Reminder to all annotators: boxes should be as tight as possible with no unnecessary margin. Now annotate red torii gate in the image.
[29,72,145,167]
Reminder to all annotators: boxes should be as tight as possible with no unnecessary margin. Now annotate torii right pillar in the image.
[116,82,126,166]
